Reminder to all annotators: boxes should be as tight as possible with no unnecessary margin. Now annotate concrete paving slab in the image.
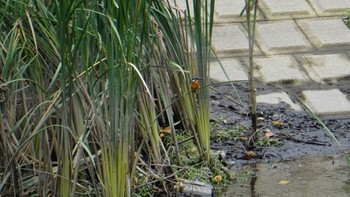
[215,0,264,23]
[259,0,316,19]
[302,89,350,118]
[308,0,350,16]
[210,58,248,82]
[255,21,313,55]
[257,92,302,111]
[300,53,350,83]
[216,0,245,18]
[297,18,350,50]
[212,24,260,57]
[252,55,308,83]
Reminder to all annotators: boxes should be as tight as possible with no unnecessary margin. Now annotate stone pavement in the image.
[205,0,350,119]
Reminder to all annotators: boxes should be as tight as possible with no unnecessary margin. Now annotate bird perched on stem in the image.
[190,77,201,93]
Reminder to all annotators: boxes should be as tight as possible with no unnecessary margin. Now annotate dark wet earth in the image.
[209,81,350,168]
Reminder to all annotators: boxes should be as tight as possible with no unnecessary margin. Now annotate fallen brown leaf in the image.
[272,120,283,127]
[160,127,171,137]
[264,130,274,138]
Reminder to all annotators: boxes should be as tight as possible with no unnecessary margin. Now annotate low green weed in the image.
[210,116,246,141]
[345,9,350,28]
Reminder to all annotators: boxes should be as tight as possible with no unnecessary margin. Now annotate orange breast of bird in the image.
[191,80,200,93]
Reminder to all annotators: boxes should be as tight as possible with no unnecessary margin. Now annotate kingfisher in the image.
[190,77,201,93]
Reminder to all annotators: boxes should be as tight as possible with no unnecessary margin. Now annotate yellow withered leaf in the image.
[240,137,249,141]
[238,151,257,160]
[175,175,181,182]
[159,127,171,137]
[278,180,290,185]
[213,175,223,183]
[272,120,283,127]
[173,175,184,190]
[133,177,138,186]
[246,151,256,157]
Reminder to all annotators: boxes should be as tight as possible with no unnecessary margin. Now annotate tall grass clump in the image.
[0,0,215,196]
[188,0,215,161]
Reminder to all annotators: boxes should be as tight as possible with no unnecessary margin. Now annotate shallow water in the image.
[221,154,350,197]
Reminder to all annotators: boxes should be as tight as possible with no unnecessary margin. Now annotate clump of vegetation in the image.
[132,130,233,196]
[210,116,284,148]
[345,9,350,28]
[256,136,283,147]
[0,0,215,196]
[210,116,246,141]
[166,131,233,185]
[179,155,232,186]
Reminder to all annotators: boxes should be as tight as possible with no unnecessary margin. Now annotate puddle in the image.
[221,154,350,197]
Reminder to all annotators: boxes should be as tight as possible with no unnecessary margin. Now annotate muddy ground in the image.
[209,80,350,168]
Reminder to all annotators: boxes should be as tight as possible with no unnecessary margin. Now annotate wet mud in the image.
[209,81,350,168]
[223,154,350,196]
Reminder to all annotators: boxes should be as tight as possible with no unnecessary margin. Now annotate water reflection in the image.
[221,155,350,197]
